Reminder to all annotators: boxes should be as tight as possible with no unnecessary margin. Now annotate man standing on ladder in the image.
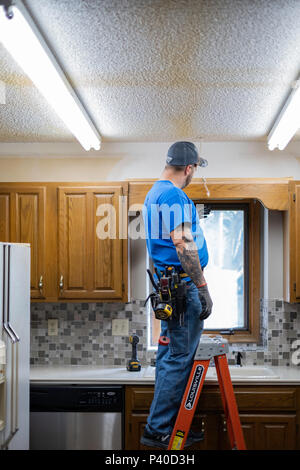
[141,141,213,449]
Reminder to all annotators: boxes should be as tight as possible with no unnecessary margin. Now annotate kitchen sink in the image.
[209,365,280,379]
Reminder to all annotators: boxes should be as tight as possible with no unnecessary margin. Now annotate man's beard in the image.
[182,173,193,189]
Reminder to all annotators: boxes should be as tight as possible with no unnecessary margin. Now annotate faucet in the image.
[236,351,243,367]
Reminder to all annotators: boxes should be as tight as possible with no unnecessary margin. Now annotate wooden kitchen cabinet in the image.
[0,189,12,242]
[125,385,300,450]
[287,180,300,303]
[0,182,128,302]
[57,185,126,300]
[0,185,46,299]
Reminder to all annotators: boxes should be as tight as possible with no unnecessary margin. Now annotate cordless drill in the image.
[127,335,141,372]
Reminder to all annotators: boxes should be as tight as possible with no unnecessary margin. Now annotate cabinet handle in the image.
[201,419,205,432]
[38,275,43,292]
[59,275,64,290]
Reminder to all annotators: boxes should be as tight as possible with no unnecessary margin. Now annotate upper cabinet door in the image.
[58,185,126,300]
[289,181,300,303]
[58,187,90,298]
[0,189,12,242]
[14,187,46,299]
[0,186,46,299]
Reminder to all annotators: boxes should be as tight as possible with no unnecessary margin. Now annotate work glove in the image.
[197,284,213,320]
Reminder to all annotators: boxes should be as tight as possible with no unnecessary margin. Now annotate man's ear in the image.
[184,165,192,175]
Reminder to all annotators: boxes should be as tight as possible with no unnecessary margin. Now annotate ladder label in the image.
[184,365,204,410]
[171,430,185,450]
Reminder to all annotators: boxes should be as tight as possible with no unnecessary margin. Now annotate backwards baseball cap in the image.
[166,141,208,167]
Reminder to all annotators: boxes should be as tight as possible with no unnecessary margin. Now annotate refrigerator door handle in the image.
[6,247,20,343]
[2,322,16,344]
[6,324,20,343]
[2,247,15,344]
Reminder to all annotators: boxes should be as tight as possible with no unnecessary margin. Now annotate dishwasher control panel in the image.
[30,384,124,412]
[79,390,119,407]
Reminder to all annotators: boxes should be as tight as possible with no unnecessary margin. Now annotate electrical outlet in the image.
[112,319,129,336]
[48,319,58,336]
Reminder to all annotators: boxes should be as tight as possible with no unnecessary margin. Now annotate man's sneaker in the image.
[140,429,171,449]
[188,429,205,443]
[140,428,205,449]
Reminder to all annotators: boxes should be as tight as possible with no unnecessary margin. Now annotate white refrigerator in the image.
[0,243,30,450]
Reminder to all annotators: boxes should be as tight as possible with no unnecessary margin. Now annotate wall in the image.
[0,141,300,181]
[1,140,300,366]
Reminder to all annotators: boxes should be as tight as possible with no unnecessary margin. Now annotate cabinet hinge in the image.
[122,282,125,292]
[294,283,296,292]
[293,193,296,202]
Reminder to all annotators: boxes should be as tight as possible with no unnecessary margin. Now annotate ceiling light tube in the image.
[268,79,300,151]
[0,1,101,151]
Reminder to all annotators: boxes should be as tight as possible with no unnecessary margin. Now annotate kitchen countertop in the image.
[31,365,147,385]
[30,364,300,385]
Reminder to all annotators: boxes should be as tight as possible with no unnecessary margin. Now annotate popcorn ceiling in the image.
[1,0,300,143]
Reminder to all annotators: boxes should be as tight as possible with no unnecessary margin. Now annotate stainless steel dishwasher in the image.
[30,384,124,450]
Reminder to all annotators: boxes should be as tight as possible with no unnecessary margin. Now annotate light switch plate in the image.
[112,319,129,336]
[48,319,58,336]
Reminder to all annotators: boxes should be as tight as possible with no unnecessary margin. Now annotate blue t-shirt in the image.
[143,180,208,274]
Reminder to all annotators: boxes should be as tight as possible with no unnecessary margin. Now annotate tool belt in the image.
[145,266,187,321]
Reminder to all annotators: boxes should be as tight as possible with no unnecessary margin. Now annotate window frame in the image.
[149,199,261,346]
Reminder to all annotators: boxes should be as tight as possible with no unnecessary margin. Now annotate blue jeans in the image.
[146,282,204,435]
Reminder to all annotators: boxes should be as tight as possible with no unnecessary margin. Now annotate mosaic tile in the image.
[30,299,300,367]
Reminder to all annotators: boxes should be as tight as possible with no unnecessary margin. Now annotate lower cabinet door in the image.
[127,414,153,450]
[238,414,296,450]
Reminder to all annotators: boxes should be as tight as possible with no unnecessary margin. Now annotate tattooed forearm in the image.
[171,224,206,287]
[176,242,206,287]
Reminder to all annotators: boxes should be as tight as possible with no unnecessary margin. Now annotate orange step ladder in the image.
[168,335,246,450]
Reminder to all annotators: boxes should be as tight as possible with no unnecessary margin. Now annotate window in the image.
[198,203,248,330]
[148,200,261,348]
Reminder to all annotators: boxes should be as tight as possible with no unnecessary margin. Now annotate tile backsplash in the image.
[31,299,300,368]
[31,301,155,366]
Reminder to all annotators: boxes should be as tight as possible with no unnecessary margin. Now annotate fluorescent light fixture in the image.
[0,1,101,151]
[268,79,300,151]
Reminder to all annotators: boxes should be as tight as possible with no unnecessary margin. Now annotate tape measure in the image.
[154,303,172,320]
